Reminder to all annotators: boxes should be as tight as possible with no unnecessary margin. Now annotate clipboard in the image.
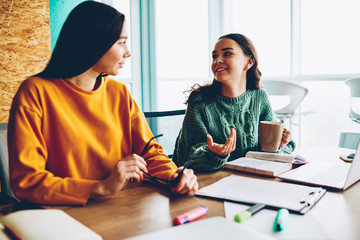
[195,175,326,214]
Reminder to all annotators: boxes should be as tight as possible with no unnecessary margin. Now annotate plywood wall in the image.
[0,0,51,123]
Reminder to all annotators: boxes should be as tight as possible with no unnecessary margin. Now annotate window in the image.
[301,0,360,75]
[228,0,291,77]
[104,0,360,149]
[155,0,210,110]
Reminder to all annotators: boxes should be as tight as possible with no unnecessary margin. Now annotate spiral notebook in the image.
[195,175,326,214]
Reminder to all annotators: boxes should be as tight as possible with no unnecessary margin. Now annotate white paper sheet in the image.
[195,175,326,213]
[224,201,330,240]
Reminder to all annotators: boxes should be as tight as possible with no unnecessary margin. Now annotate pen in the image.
[173,206,208,225]
[234,204,266,223]
[273,208,289,232]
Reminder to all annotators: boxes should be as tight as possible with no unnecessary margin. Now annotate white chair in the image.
[339,131,360,150]
[345,77,360,124]
[340,78,360,156]
[262,80,314,131]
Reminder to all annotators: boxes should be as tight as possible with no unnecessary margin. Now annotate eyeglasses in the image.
[139,134,203,187]
[139,134,163,157]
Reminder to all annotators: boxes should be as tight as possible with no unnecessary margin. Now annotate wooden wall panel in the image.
[0,0,51,123]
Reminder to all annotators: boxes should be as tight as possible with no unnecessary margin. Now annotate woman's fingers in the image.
[225,128,236,151]
[171,169,198,195]
[207,128,236,156]
[282,128,291,144]
[208,129,236,155]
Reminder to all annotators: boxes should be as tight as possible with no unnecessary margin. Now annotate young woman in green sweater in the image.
[172,33,295,172]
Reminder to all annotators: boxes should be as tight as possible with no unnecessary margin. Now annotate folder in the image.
[195,175,326,214]
[0,209,102,240]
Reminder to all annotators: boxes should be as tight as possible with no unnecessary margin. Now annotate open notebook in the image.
[278,143,360,190]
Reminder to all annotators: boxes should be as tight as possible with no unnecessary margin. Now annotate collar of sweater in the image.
[215,90,252,104]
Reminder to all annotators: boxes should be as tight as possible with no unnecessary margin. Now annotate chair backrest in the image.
[345,77,360,123]
[339,131,360,150]
[262,80,308,115]
[143,110,186,158]
[0,123,17,204]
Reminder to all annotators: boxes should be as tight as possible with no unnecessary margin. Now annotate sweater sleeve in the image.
[172,98,230,172]
[129,97,178,179]
[8,81,96,205]
[259,89,296,154]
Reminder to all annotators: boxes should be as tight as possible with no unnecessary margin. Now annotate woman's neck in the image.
[67,69,100,91]
[221,78,247,98]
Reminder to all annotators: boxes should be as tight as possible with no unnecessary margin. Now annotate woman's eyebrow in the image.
[212,47,234,54]
[221,47,234,51]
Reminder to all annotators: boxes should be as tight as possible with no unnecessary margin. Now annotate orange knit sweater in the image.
[8,76,177,205]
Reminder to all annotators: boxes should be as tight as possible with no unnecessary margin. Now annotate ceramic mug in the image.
[259,121,284,152]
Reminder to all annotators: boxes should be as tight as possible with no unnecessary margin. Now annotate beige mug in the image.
[259,121,284,152]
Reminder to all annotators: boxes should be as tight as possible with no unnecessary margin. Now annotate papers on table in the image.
[195,175,326,214]
[224,201,330,240]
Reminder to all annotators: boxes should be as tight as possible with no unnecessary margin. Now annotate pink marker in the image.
[173,206,208,225]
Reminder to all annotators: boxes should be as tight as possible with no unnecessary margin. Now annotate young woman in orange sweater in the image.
[8,1,198,205]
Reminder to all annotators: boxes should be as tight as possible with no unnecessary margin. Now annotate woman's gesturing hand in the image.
[207,128,236,156]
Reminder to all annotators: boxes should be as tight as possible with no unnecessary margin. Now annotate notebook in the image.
[224,151,307,177]
[125,217,272,240]
[0,209,102,240]
[278,143,360,190]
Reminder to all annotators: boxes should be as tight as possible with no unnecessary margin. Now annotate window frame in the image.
[113,0,360,111]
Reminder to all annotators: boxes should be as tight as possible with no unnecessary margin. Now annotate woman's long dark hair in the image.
[37,1,125,79]
[186,33,262,103]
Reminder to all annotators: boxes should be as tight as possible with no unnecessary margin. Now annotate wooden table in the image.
[29,169,360,240]
[1,144,360,239]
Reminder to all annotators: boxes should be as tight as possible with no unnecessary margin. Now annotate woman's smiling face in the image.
[211,38,251,84]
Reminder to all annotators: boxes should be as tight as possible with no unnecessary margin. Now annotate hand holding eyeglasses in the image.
[140,134,201,195]
[90,153,148,197]
[91,134,200,197]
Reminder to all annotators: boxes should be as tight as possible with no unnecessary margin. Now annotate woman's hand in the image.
[170,167,198,196]
[90,154,148,197]
[279,128,291,149]
[207,128,236,156]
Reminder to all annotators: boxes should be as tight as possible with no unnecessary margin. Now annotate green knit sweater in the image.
[172,88,296,172]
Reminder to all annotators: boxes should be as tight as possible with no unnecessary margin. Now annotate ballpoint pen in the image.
[234,204,266,223]
[273,208,289,232]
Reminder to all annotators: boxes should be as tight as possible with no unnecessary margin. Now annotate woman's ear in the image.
[245,57,254,70]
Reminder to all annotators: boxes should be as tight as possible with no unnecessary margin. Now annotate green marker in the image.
[234,204,266,223]
[273,208,289,232]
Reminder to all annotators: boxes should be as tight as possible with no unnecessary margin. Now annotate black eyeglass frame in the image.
[139,134,203,187]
